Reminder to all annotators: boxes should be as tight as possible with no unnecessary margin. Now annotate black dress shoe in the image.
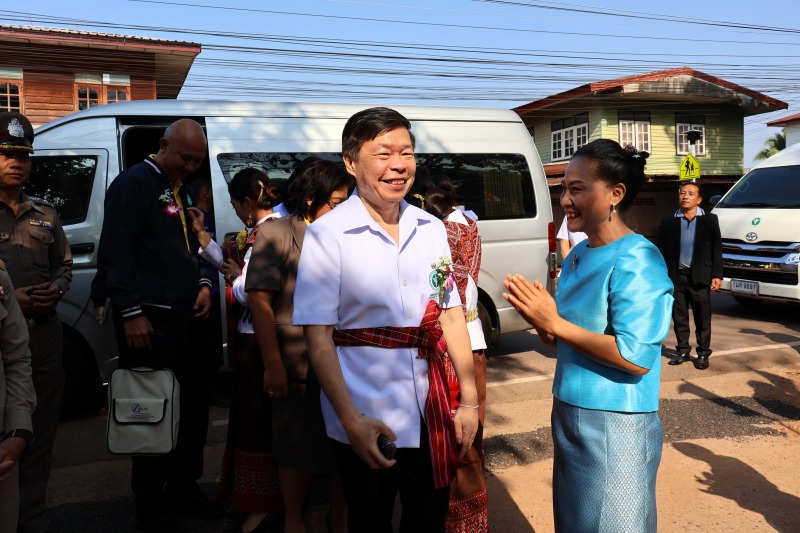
[668,354,691,365]
[694,355,710,370]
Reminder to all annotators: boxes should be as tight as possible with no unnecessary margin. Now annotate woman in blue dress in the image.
[504,139,673,533]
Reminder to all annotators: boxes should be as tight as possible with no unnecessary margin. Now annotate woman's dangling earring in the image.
[611,202,617,214]
[246,213,254,227]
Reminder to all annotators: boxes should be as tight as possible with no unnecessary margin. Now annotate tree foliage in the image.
[754,131,786,161]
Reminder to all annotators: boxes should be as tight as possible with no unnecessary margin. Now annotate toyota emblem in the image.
[745,232,758,242]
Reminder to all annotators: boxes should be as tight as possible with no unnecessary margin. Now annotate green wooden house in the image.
[514,67,786,238]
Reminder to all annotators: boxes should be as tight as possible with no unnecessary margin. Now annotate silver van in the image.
[712,142,800,305]
[30,100,555,410]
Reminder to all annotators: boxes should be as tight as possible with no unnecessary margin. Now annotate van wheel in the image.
[733,296,763,307]
[477,301,497,352]
[60,335,103,420]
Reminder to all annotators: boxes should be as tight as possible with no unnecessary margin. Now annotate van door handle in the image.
[69,243,95,255]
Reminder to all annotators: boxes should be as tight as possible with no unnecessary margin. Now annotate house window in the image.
[0,68,24,113]
[107,88,128,104]
[75,73,130,109]
[676,114,706,156]
[77,86,100,110]
[551,113,588,161]
[0,81,22,112]
[619,110,651,152]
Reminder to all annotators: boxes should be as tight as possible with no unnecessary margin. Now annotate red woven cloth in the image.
[332,299,458,489]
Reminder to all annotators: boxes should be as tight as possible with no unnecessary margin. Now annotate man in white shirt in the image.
[293,107,478,532]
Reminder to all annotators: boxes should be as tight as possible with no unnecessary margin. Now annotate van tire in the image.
[60,333,103,420]
[733,296,763,307]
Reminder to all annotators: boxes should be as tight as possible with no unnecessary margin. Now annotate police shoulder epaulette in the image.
[28,196,54,208]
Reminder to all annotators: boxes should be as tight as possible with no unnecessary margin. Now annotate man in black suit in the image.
[657,181,723,370]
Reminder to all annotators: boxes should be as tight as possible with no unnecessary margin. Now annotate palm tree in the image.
[754,131,786,161]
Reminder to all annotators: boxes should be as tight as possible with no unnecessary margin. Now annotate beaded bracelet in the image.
[458,404,479,409]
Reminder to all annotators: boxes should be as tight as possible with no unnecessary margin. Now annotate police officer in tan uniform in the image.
[0,259,36,532]
[0,111,72,533]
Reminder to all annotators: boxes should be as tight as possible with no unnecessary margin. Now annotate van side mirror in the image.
[709,194,721,206]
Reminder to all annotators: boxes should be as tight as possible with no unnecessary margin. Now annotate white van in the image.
[712,142,800,305]
[30,100,555,410]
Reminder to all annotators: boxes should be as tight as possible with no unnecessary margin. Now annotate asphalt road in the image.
[43,293,800,532]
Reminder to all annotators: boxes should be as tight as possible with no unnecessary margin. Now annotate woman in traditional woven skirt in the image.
[504,139,673,533]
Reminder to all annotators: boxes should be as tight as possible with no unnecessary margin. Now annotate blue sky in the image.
[7,0,799,166]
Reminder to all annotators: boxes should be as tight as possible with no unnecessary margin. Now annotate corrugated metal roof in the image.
[766,112,800,127]
[0,24,200,48]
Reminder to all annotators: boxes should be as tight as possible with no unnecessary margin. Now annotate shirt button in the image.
[403,280,408,286]
[407,312,413,319]
[415,375,421,382]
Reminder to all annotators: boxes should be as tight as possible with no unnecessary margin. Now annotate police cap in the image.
[0,112,34,153]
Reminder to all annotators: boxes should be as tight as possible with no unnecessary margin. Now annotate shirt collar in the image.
[339,189,430,247]
[674,207,705,218]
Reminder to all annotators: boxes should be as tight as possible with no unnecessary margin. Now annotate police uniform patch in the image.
[30,219,53,228]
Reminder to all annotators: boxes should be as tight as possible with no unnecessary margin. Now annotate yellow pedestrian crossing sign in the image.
[679,153,700,180]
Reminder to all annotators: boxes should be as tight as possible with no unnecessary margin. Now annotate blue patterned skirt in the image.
[552,397,662,533]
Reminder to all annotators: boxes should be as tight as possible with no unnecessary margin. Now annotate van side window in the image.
[27,156,97,225]
[217,152,536,221]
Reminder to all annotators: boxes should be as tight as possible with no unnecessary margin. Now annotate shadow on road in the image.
[673,442,800,533]
[487,472,536,532]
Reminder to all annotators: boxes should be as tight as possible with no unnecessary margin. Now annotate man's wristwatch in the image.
[4,429,35,453]
[227,272,239,284]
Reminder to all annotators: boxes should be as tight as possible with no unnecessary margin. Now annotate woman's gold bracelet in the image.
[458,404,479,409]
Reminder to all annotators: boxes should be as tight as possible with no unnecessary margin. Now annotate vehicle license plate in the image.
[731,279,759,295]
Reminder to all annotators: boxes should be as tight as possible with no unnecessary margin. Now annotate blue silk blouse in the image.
[553,233,674,413]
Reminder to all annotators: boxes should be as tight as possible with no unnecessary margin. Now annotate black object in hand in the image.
[377,434,396,460]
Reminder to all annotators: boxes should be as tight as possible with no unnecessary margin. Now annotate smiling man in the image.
[293,107,478,533]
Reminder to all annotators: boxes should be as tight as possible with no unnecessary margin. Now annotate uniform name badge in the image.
[30,219,53,228]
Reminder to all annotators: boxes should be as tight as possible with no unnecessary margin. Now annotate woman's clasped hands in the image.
[503,274,560,345]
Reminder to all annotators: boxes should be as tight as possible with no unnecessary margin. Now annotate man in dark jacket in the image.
[97,119,219,531]
[657,181,723,370]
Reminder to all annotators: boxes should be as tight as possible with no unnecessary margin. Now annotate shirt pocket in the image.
[29,228,54,267]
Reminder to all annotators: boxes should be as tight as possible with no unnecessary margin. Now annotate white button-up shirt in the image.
[293,192,459,448]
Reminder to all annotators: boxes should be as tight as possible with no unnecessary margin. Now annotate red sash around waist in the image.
[332,300,457,489]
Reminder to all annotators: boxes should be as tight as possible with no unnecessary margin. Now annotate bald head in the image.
[156,119,207,182]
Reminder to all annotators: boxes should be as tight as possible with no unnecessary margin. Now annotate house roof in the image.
[514,67,787,118]
[766,112,800,127]
[0,25,201,99]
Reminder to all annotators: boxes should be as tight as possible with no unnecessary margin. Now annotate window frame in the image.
[676,114,706,156]
[618,110,651,152]
[106,86,129,104]
[76,84,102,111]
[551,113,589,162]
[0,79,23,113]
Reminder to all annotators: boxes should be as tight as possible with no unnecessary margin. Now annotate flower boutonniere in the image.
[159,188,182,217]
[430,256,455,305]
[235,229,248,251]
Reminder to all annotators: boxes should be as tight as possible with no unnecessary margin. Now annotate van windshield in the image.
[718,165,800,208]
